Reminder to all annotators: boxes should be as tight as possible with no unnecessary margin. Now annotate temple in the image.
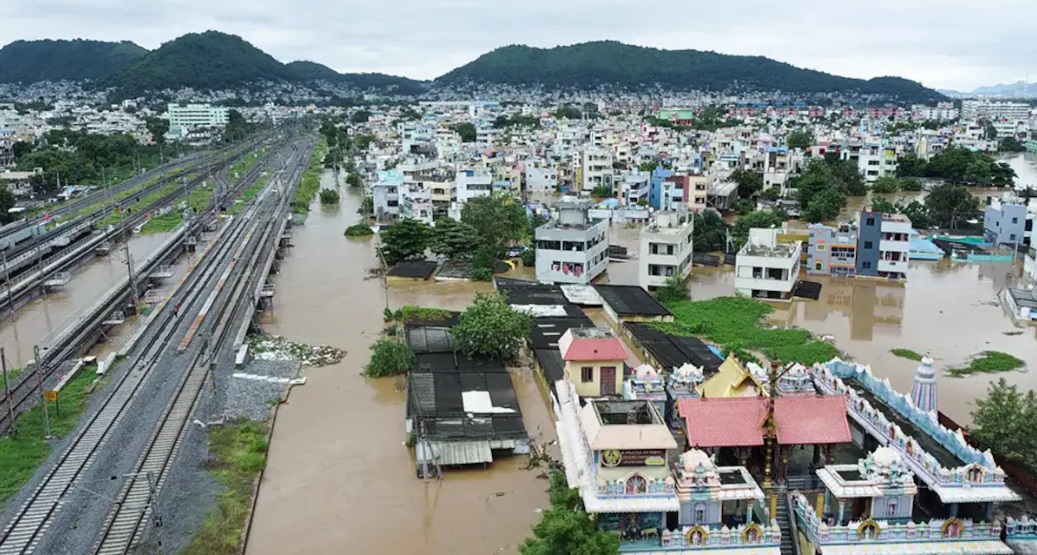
[552,342,1027,554]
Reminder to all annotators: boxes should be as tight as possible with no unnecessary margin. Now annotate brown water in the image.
[0,232,188,368]
[248,174,555,555]
[250,160,1037,553]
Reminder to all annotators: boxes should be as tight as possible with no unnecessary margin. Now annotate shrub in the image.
[319,188,341,204]
[344,223,374,236]
[471,267,493,281]
[521,249,536,267]
[364,339,416,377]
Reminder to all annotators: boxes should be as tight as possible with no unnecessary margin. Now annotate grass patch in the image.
[0,370,96,505]
[397,306,453,323]
[291,139,328,215]
[140,210,183,234]
[0,369,20,390]
[948,351,1025,377]
[890,348,923,361]
[654,297,840,365]
[180,419,270,555]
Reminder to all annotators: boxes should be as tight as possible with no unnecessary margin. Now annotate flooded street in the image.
[0,232,186,368]
[250,158,1037,552]
[248,173,554,555]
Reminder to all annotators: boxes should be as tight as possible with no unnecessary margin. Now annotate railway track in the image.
[0,137,313,555]
[0,138,303,435]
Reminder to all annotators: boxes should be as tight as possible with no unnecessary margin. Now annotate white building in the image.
[534,197,609,284]
[166,103,229,129]
[399,182,434,226]
[525,165,558,193]
[371,170,404,223]
[856,143,898,183]
[449,167,492,219]
[638,211,694,290]
[876,213,911,279]
[962,100,1031,122]
[579,146,613,193]
[735,228,801,301]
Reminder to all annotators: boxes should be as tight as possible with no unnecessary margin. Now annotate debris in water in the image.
[1003,330,1024,336]
[249,334,345,367]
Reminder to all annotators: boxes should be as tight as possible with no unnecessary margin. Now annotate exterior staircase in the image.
[771,489,798,555]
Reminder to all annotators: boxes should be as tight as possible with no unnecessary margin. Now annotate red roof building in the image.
[559,328,628,362]
[677,395,851,448]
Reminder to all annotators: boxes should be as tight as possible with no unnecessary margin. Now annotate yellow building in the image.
[698,356,765,398]
[560,328,628,398]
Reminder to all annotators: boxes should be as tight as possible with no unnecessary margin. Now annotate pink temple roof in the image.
[678,396,851,448]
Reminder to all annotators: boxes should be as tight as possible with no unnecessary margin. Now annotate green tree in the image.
[380,218,430,264]
[350,109,372,124]
[450,122,477,143]
[786,129,814,150]
[826,156,867,196]
[999,136,1025,152]
[357,196,373,216]
[899,200,933,229]
[963,159,992,184]
[731,169,764,198]
[520,471,620,555]
[655,276,689,303]
[552,106,583,119]
[900,178,923,192]
[693,209,728,253]
[144,117,169,145]
[319,189,340,204]
[925,183,977,229]
[869,197,898,214]
[346,172,363,188]
[732,211,783,245]
[803,187,846,222]
[991,162,1017,187]
[364,339,416,377]
[0,188,16,225]
[460,194,528,258]
[871,176,900,194]
[896,154,928,178]
[450,292,532,360]
[223,109,253,142]
[971,378,1037,472]
[429,218,480,260]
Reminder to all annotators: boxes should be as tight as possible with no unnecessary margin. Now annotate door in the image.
[600,366,616,396]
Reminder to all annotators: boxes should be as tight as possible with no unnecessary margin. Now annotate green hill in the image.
[435,41,944,101]
[0,39,146,83]
[285,60,341,81]
[109,31,294,96]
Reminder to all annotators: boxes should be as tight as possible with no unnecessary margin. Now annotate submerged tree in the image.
[520,471,621,555]
[971,378,1037,472]
[451,292,531,360]
[380,218,430,264]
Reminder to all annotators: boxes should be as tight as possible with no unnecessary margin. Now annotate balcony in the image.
[617,523,781,552]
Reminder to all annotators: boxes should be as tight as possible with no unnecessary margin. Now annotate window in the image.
[694,503,706,523]
[581,367,593,383]
[815,263,822,271]
[863,261,872,269]
[866,218,875,226]
[816,244,826,251]
[886,499,898,517]
[1011,234,1017,241]
[1013,217,1019,224]
[864,241,873,249]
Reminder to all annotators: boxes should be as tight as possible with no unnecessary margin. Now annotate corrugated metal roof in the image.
[416,440,493,466]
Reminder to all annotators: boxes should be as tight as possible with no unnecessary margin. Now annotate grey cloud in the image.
[1,0,1034,89]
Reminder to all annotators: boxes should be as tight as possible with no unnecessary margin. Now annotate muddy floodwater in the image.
[251,158,1037,553]
[248,173,555,555]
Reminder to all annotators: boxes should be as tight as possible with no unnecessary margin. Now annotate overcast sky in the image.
[2,0,1034,91]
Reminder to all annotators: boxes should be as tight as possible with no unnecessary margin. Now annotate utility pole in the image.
[2,348,14,433]
[125,242,139,308]
[2,249,13,316]
[34,345,52,439]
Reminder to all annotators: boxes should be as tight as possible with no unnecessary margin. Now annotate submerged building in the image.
[534,197,609,284]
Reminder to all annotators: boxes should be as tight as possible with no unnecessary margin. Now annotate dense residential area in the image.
[1,24,1037,555]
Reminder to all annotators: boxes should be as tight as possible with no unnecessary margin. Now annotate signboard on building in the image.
[600,449,666,468]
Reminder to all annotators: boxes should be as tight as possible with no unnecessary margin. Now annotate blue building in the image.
[983,199,1030,247]
[648,167,675,209]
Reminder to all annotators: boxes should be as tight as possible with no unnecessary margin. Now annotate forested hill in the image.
[0,39,147,83]
[434,41,944,102]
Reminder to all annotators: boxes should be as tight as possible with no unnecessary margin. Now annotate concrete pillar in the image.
[747,501,753,525]
[950,503,959,517]
[986,503,995,521]
[816,492,826,519]
[838,500,846,523]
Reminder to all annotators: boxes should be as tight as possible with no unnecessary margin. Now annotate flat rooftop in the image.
[625,323,723,373]
[595,285,672,318]
[593,400,664,426]
[740,242,798,258]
